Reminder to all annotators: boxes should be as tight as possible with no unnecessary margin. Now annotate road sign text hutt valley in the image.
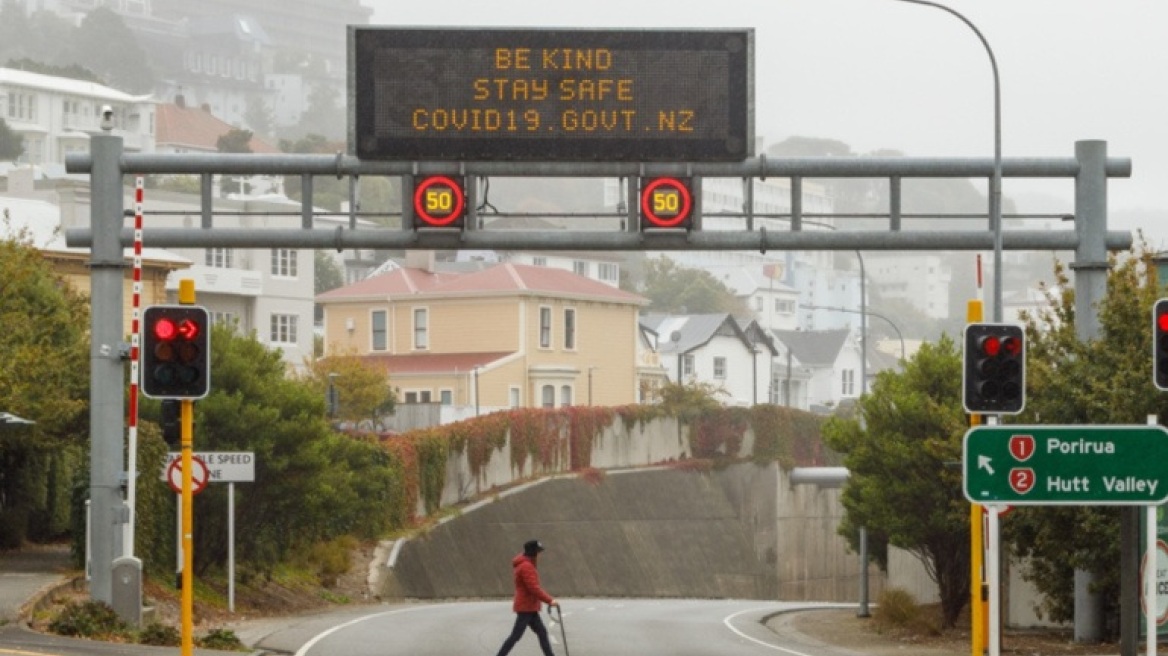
[963,426,1168,505]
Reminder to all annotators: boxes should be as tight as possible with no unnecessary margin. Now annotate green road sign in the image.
[963,425,1168,505]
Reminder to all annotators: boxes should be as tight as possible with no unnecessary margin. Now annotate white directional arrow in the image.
[978,455,995,476]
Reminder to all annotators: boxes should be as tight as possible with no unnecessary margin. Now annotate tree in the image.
[822,336,970,627]
[300,351,396,424]
[216,129,253,197]
[281,134,400,217]
[64,8,155,93]
[1002,245,1165,632]
[0,227,90,545]
[314,250,344,295]
[216,129,254,154]
[640,256,747,315]
[0,118,23,161]
[141,324,397,577]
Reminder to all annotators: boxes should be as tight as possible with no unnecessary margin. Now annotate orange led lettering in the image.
[541,48,613,70]
[494,48,531,70]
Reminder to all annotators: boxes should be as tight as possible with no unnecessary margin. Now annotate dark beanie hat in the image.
[523,539,545,557]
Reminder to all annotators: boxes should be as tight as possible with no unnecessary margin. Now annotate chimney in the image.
[405,250,436,273]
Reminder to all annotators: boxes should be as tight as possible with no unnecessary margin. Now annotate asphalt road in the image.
[250,599,854,656]
[0,599,856,656]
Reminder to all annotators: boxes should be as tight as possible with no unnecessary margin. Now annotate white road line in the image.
[294,605,433,656]
[722,607,818,656]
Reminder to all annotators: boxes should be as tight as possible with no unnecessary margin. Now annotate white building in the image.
[642,313,777,407]
[0,67,155,166]
[865,252,953,321]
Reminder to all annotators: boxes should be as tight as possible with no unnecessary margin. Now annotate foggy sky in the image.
[365,0,1168,246]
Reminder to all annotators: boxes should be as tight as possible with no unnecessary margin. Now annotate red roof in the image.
[317,263,646,305]
[155,103,279,154]
[362,351,513,374]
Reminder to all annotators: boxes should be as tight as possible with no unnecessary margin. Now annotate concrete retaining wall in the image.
[378,411,883,603]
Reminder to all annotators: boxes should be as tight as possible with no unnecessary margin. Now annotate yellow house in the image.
[1,195,190,329]
[316,261,649,409]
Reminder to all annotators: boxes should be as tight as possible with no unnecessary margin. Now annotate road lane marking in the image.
[723,606,818,656]
[0,648,59,656]
[294,605,433,656]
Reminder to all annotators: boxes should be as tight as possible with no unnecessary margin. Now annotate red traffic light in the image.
[1154,298,1168,391]
[964,323,1025,415]
[152,317,199,341]
[142,305,210,399]
[980,335,1001,357]
[153,317,178,341]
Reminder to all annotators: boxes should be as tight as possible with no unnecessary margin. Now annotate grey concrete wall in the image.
[379,413,883,603]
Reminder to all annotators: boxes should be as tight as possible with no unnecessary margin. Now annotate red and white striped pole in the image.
[124,178,145,557]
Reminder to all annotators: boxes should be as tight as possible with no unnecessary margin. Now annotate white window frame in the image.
[563,308,576,350]
[413,307,429,350]
[560,385,573,407]
[270,313,298,345]
[598,262,618,282]
[842,369,856,396]
[539,306,552,349]
[206,247,233,268]
[541,384,555,408]
[682,354,695,378]
[440,389,453,405]
[371,310,388,351]
[271,248,298,278]
[509,386,521,408]
[714,356,727,379]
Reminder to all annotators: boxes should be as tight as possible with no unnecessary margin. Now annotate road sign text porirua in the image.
[963,425,1168,505]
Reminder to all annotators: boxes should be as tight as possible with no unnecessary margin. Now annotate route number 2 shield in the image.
[1009,468,1036,494]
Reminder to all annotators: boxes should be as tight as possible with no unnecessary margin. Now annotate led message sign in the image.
[350,27,754,161]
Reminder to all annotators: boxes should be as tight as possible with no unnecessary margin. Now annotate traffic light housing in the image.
[963,322,1025,415]
[142,305,210,399]
[1154,298,1168,390]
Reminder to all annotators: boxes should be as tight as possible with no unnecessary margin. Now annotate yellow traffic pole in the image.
[179,279,195,656]
[968,298,988,656]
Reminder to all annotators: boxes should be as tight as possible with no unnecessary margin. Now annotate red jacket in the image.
[510,553,554,612]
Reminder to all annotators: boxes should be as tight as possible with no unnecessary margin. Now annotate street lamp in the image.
[587,366,597,406]
[804,304,907,363]
[326,373,340,418]
[888,0,1003,322]
[473,367,481,416]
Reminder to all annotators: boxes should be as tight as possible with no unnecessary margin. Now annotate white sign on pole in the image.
[162,452,254,483]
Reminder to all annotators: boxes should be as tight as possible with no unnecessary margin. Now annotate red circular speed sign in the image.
[413,175,466,227]
[167,455,209,495]
[640,177,693,228]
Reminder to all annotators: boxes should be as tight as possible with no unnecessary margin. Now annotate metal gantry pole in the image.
[87,131,125,606]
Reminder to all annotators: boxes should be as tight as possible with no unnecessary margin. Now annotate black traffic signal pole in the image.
[74,140,1129,635]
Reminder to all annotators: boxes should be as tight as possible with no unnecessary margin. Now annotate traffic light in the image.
[639,177,694,229]
[1154,298,1168,390]
[160,399,180,446]
[963,322,1025,415]
[142,305,210,399]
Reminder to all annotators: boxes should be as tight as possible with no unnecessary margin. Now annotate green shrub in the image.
[48,600,132,639]
[196,627,245,651]
[137,621,180,646]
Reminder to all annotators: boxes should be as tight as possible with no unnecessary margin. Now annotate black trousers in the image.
[495,611,555,656]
